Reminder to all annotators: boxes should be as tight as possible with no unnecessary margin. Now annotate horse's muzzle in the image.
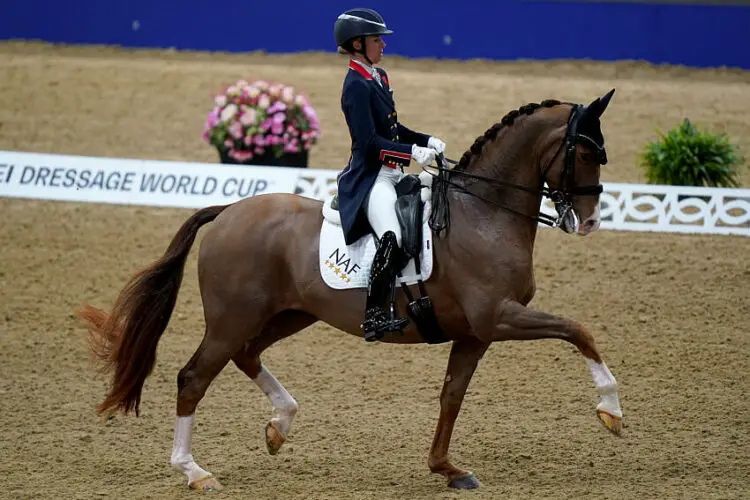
[576,207,601,236]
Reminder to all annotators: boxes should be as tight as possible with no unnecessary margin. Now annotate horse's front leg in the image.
[479,299,623,435]
[428,337,489,489]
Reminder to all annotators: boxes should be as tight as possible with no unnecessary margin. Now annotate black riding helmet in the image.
[334,8,393,64]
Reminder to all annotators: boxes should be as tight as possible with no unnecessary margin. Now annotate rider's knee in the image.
[381,229,401,247]
[382,229,402,248]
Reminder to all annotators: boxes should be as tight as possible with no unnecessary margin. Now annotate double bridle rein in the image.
[424,104,607,236]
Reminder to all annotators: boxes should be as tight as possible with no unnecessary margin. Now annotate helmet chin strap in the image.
[357,36,374,66]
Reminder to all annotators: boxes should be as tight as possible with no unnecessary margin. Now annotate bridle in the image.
[424,104,607,236]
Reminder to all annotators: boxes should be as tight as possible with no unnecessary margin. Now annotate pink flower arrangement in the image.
[202,79,321,163]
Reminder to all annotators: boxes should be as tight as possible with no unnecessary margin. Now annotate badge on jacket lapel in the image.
[383,75,394,94]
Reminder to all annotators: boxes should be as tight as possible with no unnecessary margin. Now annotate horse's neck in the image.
[452,124,545,245]
[448,188,541,258]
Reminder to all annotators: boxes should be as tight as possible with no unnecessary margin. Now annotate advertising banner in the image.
[0,151,303,209]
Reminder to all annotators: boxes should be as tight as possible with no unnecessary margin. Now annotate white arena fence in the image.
[1,150,748,237]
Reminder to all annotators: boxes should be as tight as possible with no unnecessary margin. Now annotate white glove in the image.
[427,136,446,155]
[411,144,437,166]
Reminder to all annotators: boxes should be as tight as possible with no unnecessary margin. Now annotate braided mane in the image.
[429,99,565,238]
[453,99,563,171]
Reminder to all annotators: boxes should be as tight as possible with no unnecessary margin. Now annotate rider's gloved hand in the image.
[427,136,446,155]
[411,144,437,166]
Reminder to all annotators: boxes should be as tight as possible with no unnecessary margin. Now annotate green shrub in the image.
[639,119,744,187]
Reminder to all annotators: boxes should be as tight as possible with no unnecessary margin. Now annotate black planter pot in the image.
[218,148,308,168]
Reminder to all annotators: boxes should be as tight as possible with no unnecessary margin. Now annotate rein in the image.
[423,104,606,237]
[424,155,559,238]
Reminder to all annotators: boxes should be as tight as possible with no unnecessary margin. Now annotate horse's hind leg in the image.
[232,310,317,455]
[481,299,623,436]
[170,318,256,492]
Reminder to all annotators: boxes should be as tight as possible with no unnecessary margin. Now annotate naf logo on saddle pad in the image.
[322,248,362,286]
[319,195,434,290]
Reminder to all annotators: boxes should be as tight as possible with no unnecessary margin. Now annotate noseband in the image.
[426,104,606,236]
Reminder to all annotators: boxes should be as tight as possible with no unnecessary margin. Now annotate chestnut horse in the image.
[76,89,623,492]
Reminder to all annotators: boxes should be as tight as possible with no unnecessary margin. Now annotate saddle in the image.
[321,171,447,344]
[329,173,427,266]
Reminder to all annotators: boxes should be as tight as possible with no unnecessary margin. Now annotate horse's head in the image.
[541,89,615,235]
[429,90,616,239]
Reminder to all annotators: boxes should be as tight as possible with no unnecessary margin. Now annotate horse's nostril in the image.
[579,218,599,234]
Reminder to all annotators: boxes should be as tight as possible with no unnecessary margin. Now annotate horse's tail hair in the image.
[74,204,230,416]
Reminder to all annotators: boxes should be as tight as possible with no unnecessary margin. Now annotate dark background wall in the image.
[1,1,748,69]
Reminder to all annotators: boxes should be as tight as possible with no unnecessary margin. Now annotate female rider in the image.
[333,8,447,342]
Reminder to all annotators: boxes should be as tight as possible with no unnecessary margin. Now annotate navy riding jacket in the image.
[336,60,430,245]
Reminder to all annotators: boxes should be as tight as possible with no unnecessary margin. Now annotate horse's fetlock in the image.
[170,452,193,468]
[283,398,299,416]
[598,383,618,394]
[428,456,449,473]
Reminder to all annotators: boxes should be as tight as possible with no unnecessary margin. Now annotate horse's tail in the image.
[74,204,230,416]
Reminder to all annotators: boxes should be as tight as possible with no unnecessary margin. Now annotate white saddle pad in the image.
[319,172,435,290]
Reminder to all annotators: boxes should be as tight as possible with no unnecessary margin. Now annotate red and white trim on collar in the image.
[349,59,373,80]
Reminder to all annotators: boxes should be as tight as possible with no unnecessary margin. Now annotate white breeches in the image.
[365,166,404,246]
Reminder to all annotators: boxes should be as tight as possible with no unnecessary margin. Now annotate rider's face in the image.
[364,35,385,64]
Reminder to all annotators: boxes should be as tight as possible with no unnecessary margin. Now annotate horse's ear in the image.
[586,88,616,118]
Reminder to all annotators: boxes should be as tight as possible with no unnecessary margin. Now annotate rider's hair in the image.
[338,39,358,55]
[455,99,562,171]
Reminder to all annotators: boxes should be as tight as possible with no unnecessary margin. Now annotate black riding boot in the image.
[361,231,410,342]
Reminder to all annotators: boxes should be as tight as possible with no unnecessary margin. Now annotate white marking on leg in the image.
[253,365,298,436]
[170,414,213,485]
[586,359,622,417]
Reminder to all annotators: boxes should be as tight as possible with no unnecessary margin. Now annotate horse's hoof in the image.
[265,421,287,455]
[597,409,623,437]
[448,472,481,490]
[189,474,223,492]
